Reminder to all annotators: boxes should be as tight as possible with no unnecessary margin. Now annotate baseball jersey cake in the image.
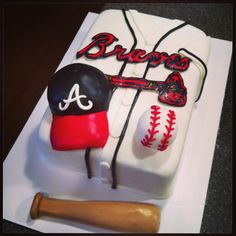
[38,9,210,199]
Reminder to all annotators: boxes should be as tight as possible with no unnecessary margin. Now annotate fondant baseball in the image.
[136,105,178,151]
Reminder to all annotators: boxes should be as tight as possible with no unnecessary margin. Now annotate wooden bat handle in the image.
[30,192,160,232]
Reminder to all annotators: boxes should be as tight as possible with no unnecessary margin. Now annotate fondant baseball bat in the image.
[30,192,160,233]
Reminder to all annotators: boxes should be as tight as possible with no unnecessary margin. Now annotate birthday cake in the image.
[38,9,210,199]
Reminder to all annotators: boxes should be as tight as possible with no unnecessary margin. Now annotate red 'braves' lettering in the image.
[76,33,118,59]
[76,32,191,71]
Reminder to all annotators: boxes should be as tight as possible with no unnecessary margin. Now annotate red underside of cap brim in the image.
[50,111,109,151]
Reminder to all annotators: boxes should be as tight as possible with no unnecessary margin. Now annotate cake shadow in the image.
[32,216,117,233]
[24,126,69,193]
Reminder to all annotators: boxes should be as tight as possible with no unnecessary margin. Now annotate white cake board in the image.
[3,12,232,233]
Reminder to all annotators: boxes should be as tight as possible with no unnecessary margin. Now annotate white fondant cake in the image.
[38,9,210,199]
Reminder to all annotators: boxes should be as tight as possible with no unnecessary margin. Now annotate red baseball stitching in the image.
[141,105,161,147]
[158,110,176,151]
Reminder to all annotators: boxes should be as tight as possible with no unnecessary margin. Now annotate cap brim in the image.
[50,111,109,150]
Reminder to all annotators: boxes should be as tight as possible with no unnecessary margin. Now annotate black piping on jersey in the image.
[178,48,208,102]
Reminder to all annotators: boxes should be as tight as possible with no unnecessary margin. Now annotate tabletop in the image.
[3,3,232,233]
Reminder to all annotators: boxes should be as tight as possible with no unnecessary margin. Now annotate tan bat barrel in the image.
[30,192,161,233]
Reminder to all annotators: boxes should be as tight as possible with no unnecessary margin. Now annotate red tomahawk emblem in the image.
[106,71,187,107]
